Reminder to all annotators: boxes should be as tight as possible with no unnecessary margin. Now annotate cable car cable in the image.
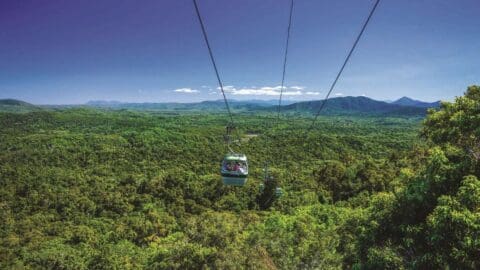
[260,0,295,201]
[193,0,235,126]
[276,0,295,122]
[264,0,294,163]
[193,0,243,153]
[193,0,248,186]
[305,0,381,134]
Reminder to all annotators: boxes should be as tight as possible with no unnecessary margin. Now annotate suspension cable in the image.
[261,0,295,185]
[265,0,295,161]
[193,0,235,125]
[276,0,295,122]
[306,0,381,133]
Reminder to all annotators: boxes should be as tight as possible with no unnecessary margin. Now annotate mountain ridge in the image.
[1,96,440,116]
[281,96,430,116]
[391,96,440,108]
[83,96,439,116]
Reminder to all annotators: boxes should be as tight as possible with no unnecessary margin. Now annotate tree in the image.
[423,85,480,164]
[426,175,480,269]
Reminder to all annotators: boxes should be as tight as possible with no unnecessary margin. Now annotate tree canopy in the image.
[1,86,479,269]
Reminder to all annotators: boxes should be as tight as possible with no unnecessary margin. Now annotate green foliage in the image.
[0,99,43,113]
[352,86,480,269]
[426,175,480,268]
[423,86,480,147]
[1,86,479,268]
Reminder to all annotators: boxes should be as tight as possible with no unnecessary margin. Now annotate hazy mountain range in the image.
[282,96,440,116]
[391,96,441,108]
[0,96,441,116]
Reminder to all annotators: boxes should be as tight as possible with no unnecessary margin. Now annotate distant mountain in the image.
[83,97,432,116]
[282,96,428,116]
[84,99,275,111]
[85,99,297,108]
[391,97,440,108]
[0,97,438,116]
[0,99,42,113]
[86,100,122,106]
[0,99,34,106]
[231,99,298,106]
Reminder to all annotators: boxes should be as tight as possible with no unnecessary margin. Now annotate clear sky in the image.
[0,0,479,104]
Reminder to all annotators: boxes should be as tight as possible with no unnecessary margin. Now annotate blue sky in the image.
[0,0,479,104]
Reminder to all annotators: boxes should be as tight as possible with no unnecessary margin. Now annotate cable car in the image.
[275,187,283,197]
[221,153,248,186]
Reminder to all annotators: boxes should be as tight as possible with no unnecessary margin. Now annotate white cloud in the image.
[283,91,303,96]
[208,91,217,95]
[261,86,284,91]
[230,87,278,96]
[174,88,199,93]
[215,85,302,96]
[208,85,321,97]
[335,93,344,96]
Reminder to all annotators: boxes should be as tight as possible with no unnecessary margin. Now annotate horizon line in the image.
[0,95,447,106]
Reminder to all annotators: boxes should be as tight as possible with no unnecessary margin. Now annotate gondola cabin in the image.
[221,153,248,186]
[275,187,283,197]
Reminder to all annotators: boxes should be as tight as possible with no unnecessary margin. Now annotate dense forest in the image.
[1,86,479,269]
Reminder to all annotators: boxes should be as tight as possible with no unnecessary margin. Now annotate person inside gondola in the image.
[233,162,240,172]
[238,162,246,174]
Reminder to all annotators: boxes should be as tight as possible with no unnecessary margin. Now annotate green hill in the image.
[282,96,428,116]
[0,99,43,113]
